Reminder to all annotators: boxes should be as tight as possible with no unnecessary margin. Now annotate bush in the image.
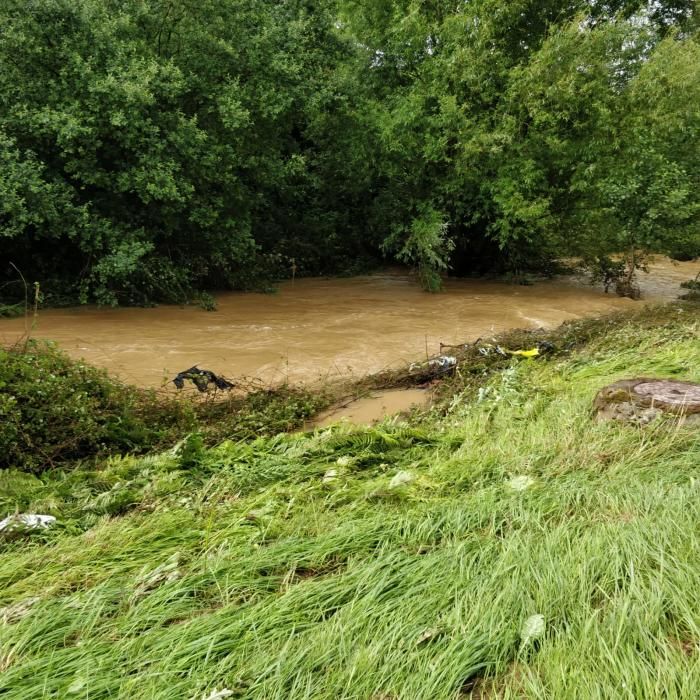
[680,274,700,301]
[0,341,195,472]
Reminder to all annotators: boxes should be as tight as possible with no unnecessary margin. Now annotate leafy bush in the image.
[0,340,334,473]
[194,292,218,312]
[0,341,195,472]
[680,274,700,301]
[0,302,23,318]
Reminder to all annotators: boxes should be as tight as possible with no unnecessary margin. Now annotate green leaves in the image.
[0,0,697,303]
[384,205,453,290]
[0,0,377,303]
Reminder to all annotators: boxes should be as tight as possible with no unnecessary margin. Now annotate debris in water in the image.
[498,341,555,358]
[172,366,234,392]
[409,355,457,377]
[429,355,457,370]
[479,340,555,358]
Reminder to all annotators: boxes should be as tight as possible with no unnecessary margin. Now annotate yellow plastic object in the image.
[507,347,541,358]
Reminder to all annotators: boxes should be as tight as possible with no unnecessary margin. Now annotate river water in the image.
[1,259,697,388]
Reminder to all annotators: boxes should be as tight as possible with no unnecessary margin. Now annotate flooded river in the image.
[1,259,697,388]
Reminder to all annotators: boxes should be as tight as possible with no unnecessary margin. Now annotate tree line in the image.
[1,0,698,305]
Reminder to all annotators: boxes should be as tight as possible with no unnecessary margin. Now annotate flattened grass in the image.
[1,304,699,699]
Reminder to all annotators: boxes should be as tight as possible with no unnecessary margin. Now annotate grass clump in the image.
[199,386,330,444]
[0,304,699,698]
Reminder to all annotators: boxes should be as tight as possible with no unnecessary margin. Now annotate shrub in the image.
[0,341,195,472]
[680,274,700,301]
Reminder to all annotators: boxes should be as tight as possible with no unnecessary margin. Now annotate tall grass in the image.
[0,304,698,699]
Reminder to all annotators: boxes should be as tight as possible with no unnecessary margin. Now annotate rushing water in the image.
[1,259,697,388]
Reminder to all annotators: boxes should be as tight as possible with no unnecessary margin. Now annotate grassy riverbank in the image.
[1,304,699,699]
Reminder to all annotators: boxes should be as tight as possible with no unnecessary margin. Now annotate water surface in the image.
[1,259,696,387]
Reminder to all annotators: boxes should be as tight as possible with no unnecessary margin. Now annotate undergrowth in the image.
[0,304,699,698]
[0,341,329,473]
[0,340,195,472]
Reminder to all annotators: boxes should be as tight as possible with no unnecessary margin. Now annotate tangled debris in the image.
[477,340,556,358]
[408,355,457,379]
[172,366,235,392]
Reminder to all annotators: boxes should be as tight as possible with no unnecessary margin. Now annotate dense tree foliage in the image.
[1,0,698,303]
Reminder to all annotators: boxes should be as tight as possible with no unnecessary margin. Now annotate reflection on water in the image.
[1,258,697,387]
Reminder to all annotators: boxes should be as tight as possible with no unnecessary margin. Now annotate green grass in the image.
[1,304,699,699]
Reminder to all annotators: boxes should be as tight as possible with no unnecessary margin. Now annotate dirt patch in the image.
[669,636,699,657]
[460,662,531,699]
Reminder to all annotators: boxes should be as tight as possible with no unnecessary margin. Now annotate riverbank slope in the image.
[1,303,699,698]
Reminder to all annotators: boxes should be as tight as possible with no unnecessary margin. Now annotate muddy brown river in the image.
[1,259,697,389]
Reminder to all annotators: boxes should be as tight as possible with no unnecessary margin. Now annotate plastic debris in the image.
[416,628,443,645]
[428,355,457,370]
[507,475,535,492]
[388,470,414,489]
[409,355,457,377]
[173,366,234,392]
[67,678,87,695]
[520,614,545,644]
[0,514,56,534]
[201,690,234,700]
[322,469,338,483]
[507,347,541,358]
[497,341,556,359]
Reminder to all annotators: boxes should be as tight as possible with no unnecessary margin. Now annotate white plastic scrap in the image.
[0,514,56,534]
[428,355,457,369]
[507,475,535,492]
[67,678,87,695]
[322,468,338,483]
[411,355,457,372]
[388,470,414,489]
[520,614,546,644]
[201,689,234,700]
